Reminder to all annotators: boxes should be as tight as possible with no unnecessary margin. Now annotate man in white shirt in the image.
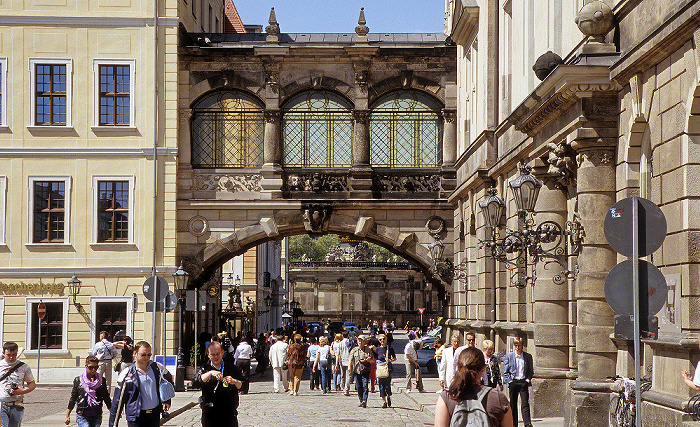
[451,331,476,375]
[439,334,461,391]
[91,331,125,394]
[503,337,534,427]
[233,337,253,394]
[268,337,289,393]
[0,342,35,427]
[403,339,423,392]
[337,331,352,395]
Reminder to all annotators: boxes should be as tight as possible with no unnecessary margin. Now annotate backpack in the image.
[449,386,492,427]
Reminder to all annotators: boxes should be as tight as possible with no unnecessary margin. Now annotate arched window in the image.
[370,90,442,167]
[282,91,353,167]
[191,91,264,168]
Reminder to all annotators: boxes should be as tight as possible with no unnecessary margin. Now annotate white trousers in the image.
[272,367,288,392]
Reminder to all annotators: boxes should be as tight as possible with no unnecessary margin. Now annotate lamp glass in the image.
[509,168,542,212]
[428,239,445,261]
[264,295,271,307]
[172,262,190,291]
[479,189,505,229]
[67,275,81,299]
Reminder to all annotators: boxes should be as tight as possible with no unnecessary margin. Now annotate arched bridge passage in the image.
[182,210,452,297]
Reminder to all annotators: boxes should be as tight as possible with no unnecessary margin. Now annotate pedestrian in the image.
[114,337,134,375]
[331,333,342,391]
[502,337,534,427]
[375,334,396,409]
[434,337,444,376]
[439,335,461,392]
[66,355,112,427]
[368,336,378,393]
[193,341,244,427]
[91,331,125,394]
[404,338,423,392]
[313,336,332,393]
[482,340,503,390]
[682,336,700,391]
[306,337,320,390]
[433,346,512,427]
[108,341,173,427]
[452,331,476,374]
[254,333,269,375]
[268,337,289,393]
[286,334,306,396]
[233,335,252,394]
[0,341,35,427]
[348,335,374,408]
[337,331,352,396]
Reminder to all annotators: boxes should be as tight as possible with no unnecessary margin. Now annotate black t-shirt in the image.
[193,358,243,412]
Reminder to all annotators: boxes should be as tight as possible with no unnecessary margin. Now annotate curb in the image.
[160,401,197,425]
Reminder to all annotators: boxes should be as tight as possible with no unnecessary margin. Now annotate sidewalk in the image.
[395,376,564,427]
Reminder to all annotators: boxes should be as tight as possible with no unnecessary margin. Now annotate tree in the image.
[288,234,339,261]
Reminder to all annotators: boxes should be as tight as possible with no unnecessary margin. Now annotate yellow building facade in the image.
[0,0,222,381]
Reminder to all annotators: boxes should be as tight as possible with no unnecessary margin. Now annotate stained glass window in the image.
[370,90,442,167]
[282,91,353,167]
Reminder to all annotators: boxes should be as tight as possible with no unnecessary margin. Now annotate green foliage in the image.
[289,234,339,261]
[369,243,396,262]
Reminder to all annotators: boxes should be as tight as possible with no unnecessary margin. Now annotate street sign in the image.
[143,276,169,302]
[37,302,46,319]
[185,290,208,311]
[604,259,667,316]
[165,291,177,311]
[604,197,666,258]
[418,308,425,314]
[146,300,176,313]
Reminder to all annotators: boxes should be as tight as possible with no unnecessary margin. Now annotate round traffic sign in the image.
[142,276,169,302]
[165,291,177,312]
[37,302,46,319]
[604,197,666,257]
[604,259,668,316]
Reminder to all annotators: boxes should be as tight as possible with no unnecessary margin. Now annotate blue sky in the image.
[233,1,446,34]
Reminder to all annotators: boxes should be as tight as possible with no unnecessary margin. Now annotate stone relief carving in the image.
[441,109,457,123]
[302,204,332,232]
[192,174,263,192]
[372,174,441,192]
[188,215,209,236]
[264,109,281,123]
[285,173,349,192]
[576,149,614,167]
[263,62,280,87]
[352,109,370,124]
[545,141,577,188]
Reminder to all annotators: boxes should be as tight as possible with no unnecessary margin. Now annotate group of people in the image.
[433,332,532,427]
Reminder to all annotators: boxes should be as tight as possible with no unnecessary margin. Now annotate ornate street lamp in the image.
[172,261,189,392]
[478,164,581,288]
[67,275,82,310]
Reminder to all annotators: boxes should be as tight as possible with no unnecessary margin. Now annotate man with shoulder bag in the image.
[348,335,374,408]
[0,342,35,427]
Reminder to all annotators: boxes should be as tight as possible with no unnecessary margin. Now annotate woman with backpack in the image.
[313,336,332,393]
[433,347,512,427]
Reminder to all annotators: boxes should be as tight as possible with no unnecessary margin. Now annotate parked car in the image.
[425,326,442,338]
[416,337,438,374]
[342,322,361,334]
[305,321,324,334]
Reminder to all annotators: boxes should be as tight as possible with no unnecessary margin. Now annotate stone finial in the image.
[265,7,280,43]
[355,7,369,44]
[532,51,563,81]
[574,1,616,54]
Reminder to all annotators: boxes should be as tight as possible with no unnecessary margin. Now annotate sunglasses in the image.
[86,366,98,371]
[467,339,475,342]
[138,353,152,357]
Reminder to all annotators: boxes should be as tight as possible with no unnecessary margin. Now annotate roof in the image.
[188,32,448,48]
[224,0,246,34]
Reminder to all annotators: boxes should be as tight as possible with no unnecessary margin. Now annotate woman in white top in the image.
[313,336,332,393]
[331,334,342,391]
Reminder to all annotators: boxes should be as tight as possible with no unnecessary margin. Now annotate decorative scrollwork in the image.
[285,173,349,192]
[372,174,441,193]
[192,174,263,192]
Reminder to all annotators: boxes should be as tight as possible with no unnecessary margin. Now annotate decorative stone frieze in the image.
[285,173,350,192]
[192,174,263,192]
[263,62,280,87]
[576,149,614,167]
[372,174,441,192]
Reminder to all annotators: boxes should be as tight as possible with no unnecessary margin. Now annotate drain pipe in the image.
[150,0,159,351]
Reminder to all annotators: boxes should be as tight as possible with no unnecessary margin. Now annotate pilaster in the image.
[260,109,283,198]
[350,109,372,193]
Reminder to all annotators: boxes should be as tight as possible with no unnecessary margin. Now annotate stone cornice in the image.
[512,65,620,137]
[447,0,479,46]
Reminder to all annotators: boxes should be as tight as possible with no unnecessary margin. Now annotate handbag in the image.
[376,361,390,378]
[159,378,176,401]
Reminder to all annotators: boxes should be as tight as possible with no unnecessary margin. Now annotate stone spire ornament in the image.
[265,7,280,43]
[355,7,369,44]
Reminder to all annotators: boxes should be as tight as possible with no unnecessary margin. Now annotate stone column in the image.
[531,169,571,418]
[263,109,281,166]
[441,108,457,167]
[350,109,372,193]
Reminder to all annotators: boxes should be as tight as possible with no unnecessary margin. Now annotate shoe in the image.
[344,391,350,396]
[323,391,327,394]
[382,402,387,409]
[362,401,367,408]
[358,403,364,407]
[387,396,391,407]
[294,391,298,396]
[418,389,425,393]
[274,390,279,393]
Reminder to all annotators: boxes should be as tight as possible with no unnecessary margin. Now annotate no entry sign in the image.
[37,302,46,319]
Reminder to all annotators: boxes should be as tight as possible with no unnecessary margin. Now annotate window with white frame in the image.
[0,177,5,245]
[26,297,68,353]
[90,297,133,345]
[92,176,134,243]
[29,59,72,127]
[93,60,135,127]
[28,176,72,245]
[0,58,6,126]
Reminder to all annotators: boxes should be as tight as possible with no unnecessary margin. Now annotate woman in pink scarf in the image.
[66,355,112,427]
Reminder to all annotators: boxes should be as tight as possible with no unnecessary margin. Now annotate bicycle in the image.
[608,375,652,427]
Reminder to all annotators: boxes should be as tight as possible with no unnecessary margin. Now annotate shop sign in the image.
[0,281,65,294]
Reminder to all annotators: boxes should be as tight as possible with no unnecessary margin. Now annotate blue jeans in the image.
[378,376,392,398]
[319,361,331,392]
[76,414,102,427]
[355,373,369,403]
[1,403,24,427]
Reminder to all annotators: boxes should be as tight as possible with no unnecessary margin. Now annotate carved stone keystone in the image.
[259,217,279,237]
[355,217,375,238]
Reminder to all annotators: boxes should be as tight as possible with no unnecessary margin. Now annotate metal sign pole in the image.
[194,290,198,376]
[36,317,40,383]
[632,197,642,426]
[152,280,158,354]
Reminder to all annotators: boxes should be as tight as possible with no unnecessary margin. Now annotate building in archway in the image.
[445,0,700,424]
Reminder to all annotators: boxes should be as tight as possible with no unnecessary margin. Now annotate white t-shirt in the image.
[404,341,418,362]
[317,345,331,363]
[693,361,700,387]
[0,360,34,403]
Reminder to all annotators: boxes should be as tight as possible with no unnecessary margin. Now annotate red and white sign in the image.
[37,302,46,319]
[418,307,425,314]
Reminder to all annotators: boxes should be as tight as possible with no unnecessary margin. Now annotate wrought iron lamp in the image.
[67,275,82,310]
[172,261,189,392]
[427,217,469,283]
[479,164,581,288]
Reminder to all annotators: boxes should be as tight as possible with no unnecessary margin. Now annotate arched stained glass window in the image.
[282,91,353,167]
[370,90,442,167]
[191,90,264,168]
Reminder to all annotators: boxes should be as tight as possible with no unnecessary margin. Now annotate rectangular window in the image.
[94,301,127,342]
[29,301,65,350]
[33,181,65,243]
[97,181,129,242]
[29,59,72,128]
[99,65,130,125]
[28,176,71,245]
[0,177,5,245]
[0,58,5,126]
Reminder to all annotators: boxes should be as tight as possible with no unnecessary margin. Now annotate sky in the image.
[233,1,446,34]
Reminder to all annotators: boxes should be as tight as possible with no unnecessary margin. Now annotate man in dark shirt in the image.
[193,341,243,427]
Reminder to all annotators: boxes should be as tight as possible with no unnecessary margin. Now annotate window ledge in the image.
[25,243,72,249]
[91,126,137,132]
[23,349,69,356]
[0,126,9,132]
[90,243,137,249]
[27,126,74,132]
